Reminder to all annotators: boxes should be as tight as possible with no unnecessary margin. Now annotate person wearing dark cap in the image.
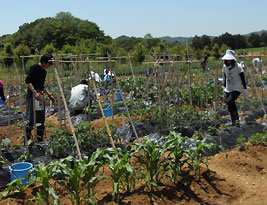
[0,80,7,105]
[25,53,55,143]
[222,49,248,126]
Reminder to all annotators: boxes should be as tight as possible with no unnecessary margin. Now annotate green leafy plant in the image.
[186,138,216,175]
[207,126,218,136]
[0,178,26,198]
[104,147,135,202]
[57,157,83,205]
[162,132,189,182]
[29,162,60,205]
[16,151,33,163]
[248,130,267,145]
[236,135,247,151]
[46,127,74,158]
[1,138,11,151]
[75,121,104,152]
[133,138,167,192]
[80,149,105,204]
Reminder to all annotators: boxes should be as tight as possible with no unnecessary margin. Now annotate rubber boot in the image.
[230,112,240,126]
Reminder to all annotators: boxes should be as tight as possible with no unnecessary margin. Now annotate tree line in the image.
[0,11,267,66]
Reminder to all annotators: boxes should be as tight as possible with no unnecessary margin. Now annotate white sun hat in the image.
[222,49,236,61]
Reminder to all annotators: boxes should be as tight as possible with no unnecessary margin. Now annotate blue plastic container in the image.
[0,99,4,104]
[9,162,33,186]
[115,91,123,101]
[103,107,112,117]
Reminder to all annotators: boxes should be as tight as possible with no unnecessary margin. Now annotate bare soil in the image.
[0,143,266,204]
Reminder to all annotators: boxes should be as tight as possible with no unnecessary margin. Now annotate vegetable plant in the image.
[133,138,167,192]
[162,132,189,182]
[104,147,135,202]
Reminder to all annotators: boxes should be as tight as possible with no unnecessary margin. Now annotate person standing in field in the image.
[0,80,7,105]
[222,50,248,126]
[25,53,55,143]
[201,54,209,72]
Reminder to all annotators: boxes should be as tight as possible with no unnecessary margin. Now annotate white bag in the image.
[34,99,44,111]
[69,84,88,110]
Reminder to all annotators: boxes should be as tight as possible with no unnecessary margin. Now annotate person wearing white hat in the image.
[222,49,248,126]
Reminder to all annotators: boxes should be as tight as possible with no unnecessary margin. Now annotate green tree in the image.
[248,33,261,48]
[41,43,56,54]
[132,43,147,63]
[212,43,220,59]
[261,32,267,46]
[1,43,14,67]
[14,44,31,66]
[61,44,76,54]
[219,43,229,56]
[192,35,203,50]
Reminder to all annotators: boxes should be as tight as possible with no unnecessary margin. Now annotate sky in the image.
[0,0,267,39]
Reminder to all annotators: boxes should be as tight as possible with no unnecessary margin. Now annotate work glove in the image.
[243,89,248,97]
[222,87,228,95]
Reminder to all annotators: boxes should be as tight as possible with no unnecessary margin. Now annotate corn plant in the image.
[162,132,189,183]
[104,147,135,202]
[0,178,26,198]
[133,138,167,192]
[185,138,216,176]
[57,156,83,205]
[29,162,60,205]
[236,135,247,151]
[80,149,105,204]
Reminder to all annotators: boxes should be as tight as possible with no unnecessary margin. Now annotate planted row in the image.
[1,131,217,204]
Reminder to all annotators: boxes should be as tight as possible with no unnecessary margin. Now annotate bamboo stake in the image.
[86,59,116,148]
[186,41,193,106]
[128,53,136,83]
[108,53,115,124]
[54,60,82,160]
[242,58,266,115]
[6,64,11,140]
[214,67,219,112]
[114,73,139,142]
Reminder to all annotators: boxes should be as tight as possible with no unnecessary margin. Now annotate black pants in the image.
[25,96,45,142]
[225,91,241,124]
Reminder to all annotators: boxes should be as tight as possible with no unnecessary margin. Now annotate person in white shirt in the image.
[252,57,262,73]
[222,49,248,126]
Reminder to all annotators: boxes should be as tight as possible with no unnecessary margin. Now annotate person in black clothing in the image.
[25,53,55,143]
[201,54,210,72]
[0,80,7,105]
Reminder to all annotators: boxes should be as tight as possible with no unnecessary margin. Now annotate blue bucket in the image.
[115,91,123,101]
[9,162,33,186]
[103,107,112,117]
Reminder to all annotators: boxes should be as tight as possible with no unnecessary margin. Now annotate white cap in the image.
[222,49,236,61]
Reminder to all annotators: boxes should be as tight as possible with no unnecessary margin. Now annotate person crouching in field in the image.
[222,50,248,126]
[25,53,55,143]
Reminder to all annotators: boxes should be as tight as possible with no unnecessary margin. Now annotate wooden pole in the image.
[242,58,266,115]
[6,64,11,140]
[54,60,82,160]
[214,67,219,112]
[186,41,193,106]
[108,53,115,124]
[86,59,116,148]
[114,73,139,142]
[128,53,136,83]
[15,59,29,153]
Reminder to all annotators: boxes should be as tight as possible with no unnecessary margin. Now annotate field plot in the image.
[0,53,267,204]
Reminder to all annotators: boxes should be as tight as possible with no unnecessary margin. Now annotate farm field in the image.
[0,54,267,204]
